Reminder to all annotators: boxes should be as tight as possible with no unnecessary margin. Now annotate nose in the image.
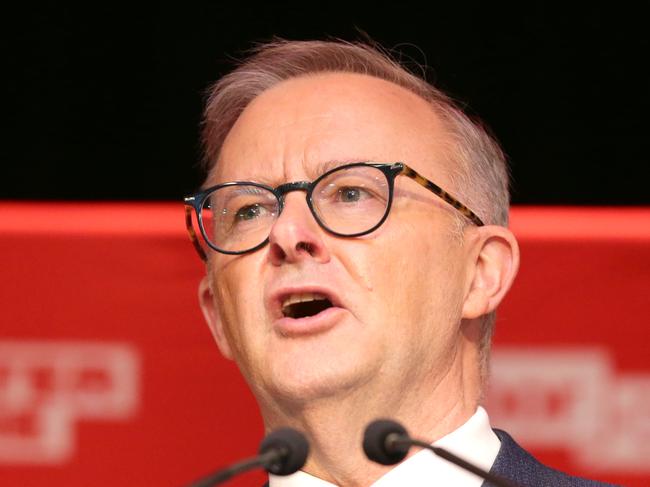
[267,192,331,265]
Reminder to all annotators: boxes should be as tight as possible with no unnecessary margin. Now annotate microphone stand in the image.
[187,449,282,487]
[388,435,517,487]
[186,427,308,487]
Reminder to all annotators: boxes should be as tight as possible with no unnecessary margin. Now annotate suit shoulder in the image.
[485,429,619,487]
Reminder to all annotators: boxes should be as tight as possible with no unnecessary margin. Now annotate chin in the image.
[260,350,372,406]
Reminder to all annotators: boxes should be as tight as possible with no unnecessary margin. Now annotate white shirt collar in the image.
[270,406,500,487]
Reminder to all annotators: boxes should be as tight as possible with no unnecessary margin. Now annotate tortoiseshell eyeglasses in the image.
[184,162,484,260]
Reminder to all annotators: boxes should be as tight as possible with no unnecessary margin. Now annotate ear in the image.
[462,226,520,319]
[198,275,234,360]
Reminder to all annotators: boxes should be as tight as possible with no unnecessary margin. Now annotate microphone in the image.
[186,427,309,487]
[363,419,517,487]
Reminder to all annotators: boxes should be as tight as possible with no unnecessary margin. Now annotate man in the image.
[184,39,610,486]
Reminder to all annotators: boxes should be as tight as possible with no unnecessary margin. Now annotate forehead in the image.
[210,72,451,186]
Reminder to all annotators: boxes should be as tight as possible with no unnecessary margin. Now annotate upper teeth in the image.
[281,293,328,311]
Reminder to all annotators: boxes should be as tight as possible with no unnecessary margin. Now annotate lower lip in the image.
[274,306,347,337]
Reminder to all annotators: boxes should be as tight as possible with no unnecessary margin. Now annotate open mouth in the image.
[281,293,334,319]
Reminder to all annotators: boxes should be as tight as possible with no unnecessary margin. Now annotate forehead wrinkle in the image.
[309,157,390,179]
[210,156,392,189]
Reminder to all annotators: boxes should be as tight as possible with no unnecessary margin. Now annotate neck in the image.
[259,340,481,486]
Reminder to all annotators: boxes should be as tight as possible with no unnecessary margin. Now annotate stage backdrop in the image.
[1,203,648,487]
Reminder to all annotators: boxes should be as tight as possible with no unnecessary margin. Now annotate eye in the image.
[235,203,266,221]
[337,186,368,203]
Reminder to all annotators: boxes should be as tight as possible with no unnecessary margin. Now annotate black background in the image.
[4,3,649,204]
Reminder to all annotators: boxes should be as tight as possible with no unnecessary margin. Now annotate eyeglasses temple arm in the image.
[398,163,485,226]
[184,205,208,261]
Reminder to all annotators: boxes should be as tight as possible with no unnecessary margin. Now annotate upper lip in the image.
[266,284,345,320]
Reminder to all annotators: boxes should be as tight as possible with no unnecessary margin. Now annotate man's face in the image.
[201,73,475,410]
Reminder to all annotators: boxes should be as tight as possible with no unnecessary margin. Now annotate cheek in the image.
[210,257,267,359]
[367,225,466,324]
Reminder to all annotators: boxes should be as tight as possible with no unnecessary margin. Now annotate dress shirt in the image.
[270,406,500,486]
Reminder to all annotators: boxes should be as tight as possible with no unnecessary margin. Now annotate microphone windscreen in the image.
[259,427,309,476]
[363,419,410,466]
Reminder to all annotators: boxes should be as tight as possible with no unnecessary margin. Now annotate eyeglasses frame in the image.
[184,162,484,261]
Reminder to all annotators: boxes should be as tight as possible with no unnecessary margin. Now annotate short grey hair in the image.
[200,39,510,392]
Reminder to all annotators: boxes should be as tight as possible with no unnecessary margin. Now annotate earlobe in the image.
[198,275,234,360]
[462,226,520,319]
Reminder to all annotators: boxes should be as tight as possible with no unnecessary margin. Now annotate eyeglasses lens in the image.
[201,185,279,253]
[312,165,390,235]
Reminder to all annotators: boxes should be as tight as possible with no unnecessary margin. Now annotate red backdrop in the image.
[1,203,648,486]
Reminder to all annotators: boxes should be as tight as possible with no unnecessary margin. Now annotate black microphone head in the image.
[259,427,309,476]
[363,419,410,466]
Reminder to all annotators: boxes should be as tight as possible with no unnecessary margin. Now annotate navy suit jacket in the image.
[483,429,616,486]
[263,429,616,486]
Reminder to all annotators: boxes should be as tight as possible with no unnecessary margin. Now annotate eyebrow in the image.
[208,157,382,188]
[313,158,380,177]
[227,185,270,196]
